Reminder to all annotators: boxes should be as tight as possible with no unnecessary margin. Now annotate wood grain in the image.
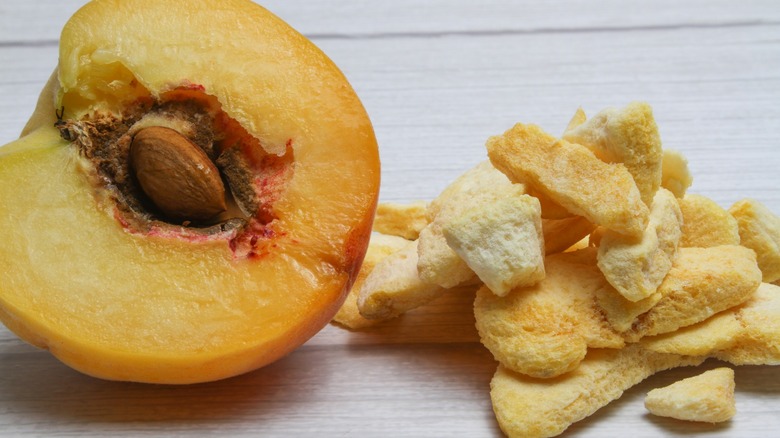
[0,1,778,436]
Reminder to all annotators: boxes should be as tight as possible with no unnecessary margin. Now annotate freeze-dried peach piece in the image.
[660,149,693,198]
[624,245,761,341]
[641,282,780,364]
[444,187,544,296]
[418,161,515,288]
[357,240,445,320]
[487,123,648,237]
[678,194,740,247]
[563,102,663,207]
[597,188,682,302]
[373,201,429,240]
[644,368,736,423]
[490,345,703,438]
[729,198,780,282]
[333,233,410,329]
[474,248,623,379]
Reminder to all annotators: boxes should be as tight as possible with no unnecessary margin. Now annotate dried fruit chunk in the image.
[624,245,761,341]
[490,346,704,438]
[678,194,740,247]
[563,102,663,207]
[474,249,623,379]
[597,188,682,302]
[596,287,662,333]
[487,123,649,237]
[660,149,693,198]
[641,282,780,364]
[357,240,445,320]
[564,107,587,131]
[418,161,514,288]
[490,282,780,438]
[713,282,780,365]
[0,0,379,383]
[542,216,596,255]
[444,186,545,297]
[640,311,742,357]
[333,233,410,329]
[645,368,736,423]
[729,198,780,282]
[373,201,429,240]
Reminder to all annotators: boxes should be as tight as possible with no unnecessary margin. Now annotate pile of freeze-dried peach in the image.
[333,102,780,437]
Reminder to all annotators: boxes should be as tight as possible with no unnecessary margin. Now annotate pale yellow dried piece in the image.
[729,198,780,282]
[474,249,623,379]
[565,107,587,132]
[714,282,780,365]
[641,283,780,363]
[373,201,429,240]
[596,288,662,333]
[563,102,663,207]
[357,239,445,320]
[660,149,693,198]
[492,283,780,438]
[444,188,544,297]
[564,236,590,252]
[490,345,704,438]
[645,368,736,423]
[418,161,515,288]
[624,245,762,342]
[417,225,475,288]
[543,216,596,255]
[426,160,513,220]
[640,311,741,356]
[487,123,649,237]
[597,188,682,302]
[678,194,740,247]
[333,233,410,329]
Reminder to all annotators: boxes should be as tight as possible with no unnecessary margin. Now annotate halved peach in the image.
[0,0,379,383]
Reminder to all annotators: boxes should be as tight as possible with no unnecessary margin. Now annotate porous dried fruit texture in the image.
[596,245,760,336]
[333,233,410,329]
[645,367,736,423]
[623,245,761,342]
[0,0,379,383]
[660,149,693,198]
[678,194,740,247]
[487,123,649,237]
[474,248,624,379]
[489,283,780,438]
[357,240,446,320]
[563,101,663,207]
[443,186,545,297]
[490,345,704,438]
[418,161,514,288]
[729,198,780,282]
[373,201,429,240]
[597,188,682,302]
[641,282,780,364]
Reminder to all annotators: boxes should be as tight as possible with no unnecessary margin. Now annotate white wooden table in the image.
[1,1,779,436]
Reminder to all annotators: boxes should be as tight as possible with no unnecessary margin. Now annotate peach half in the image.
[0,0,379,383]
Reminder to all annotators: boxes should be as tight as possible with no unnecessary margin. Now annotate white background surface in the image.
[0,1,778,436]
